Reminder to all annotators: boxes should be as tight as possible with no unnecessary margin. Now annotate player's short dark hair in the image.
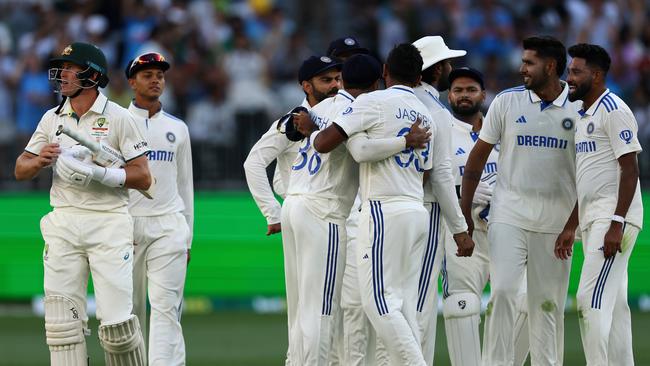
[523,36,566,77]
[568,43,611,75]
[386,43,423,85]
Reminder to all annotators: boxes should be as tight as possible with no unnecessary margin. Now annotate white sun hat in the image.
[412,36,467,71]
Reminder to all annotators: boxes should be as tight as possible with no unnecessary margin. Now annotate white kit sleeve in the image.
[177,125,195,248]
[243,120,291,225]
[429,110,468,234]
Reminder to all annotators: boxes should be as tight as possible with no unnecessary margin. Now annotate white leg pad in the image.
[443,293,481,366]
[98,315,146,366]
[513,294,530,366]
[44,295,88,366]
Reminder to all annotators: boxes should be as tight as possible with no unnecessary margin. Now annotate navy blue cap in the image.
[298,55,342,84]
[327,37,369,58]
[448,67,485,90]
[342,54,382,86]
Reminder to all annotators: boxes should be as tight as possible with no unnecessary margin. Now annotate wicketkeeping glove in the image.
[277,106,310,141]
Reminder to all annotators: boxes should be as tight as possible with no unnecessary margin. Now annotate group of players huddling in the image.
[245,34,643,366]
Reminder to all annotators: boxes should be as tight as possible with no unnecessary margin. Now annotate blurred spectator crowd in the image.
[1,0,649,189]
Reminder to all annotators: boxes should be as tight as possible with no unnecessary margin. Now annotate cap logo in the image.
[320,56,332,63]
[62,45,73,56]
[344,38,356,46]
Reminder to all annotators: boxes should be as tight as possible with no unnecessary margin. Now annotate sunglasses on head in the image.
[131,53,166,69]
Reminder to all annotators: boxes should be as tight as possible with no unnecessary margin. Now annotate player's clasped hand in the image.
[37,143,61,168]
[404,118,431,149]
[603,222,623,258]
[554,228,575,260]
[453,231,474,257]
[293,111,318,137]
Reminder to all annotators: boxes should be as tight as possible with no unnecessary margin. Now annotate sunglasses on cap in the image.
[126,52,170,78]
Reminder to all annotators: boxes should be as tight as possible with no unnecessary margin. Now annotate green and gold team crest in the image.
[91,117,110,139]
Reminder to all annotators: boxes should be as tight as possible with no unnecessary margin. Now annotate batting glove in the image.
[55,152,95,187]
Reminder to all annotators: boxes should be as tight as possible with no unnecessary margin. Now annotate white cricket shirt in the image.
[336,85,433,203]
[287,90,359,223]
[575,89,643,229]
[243,99,310,224]
[25,92,149,213]
[451,117,499,231]
[479,82,580,233]
[414,82,468,234]
[451,118,499,185]
[127,102,195,245]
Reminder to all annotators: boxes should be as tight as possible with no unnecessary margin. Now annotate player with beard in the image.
[244,55,341,365]
[461,36,581,365]
[410,36,472,366]
[556,43,642,366]
[440,67,529,366]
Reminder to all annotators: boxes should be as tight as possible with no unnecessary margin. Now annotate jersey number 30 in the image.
[292,138,322,175]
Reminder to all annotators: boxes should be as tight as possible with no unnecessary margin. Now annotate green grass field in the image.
[1,312,650,365]
[0,191,649,364]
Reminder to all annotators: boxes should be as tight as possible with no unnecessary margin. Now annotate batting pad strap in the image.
[98,315,146,366]
[46,321,85,346]
[443,293,481,319]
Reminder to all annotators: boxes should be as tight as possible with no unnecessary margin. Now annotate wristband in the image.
[309,130,321,148]
[91,165,126,187]
[611,214,625,224]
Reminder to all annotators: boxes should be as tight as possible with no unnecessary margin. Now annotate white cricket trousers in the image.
[416,202,445,366]
[357,199,428,366]
[341,203,377,366]
[133,213,189,366]
[577,219,639,366]
[485,223,570,366]
[281,195,346,366]
[41,209,135,326]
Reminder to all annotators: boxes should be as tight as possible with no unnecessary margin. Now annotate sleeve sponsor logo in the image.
[619,129,633,144]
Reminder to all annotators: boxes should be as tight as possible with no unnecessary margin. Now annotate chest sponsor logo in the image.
[619,129,633,144]
[455,147,466,155]
[575,140,597,153]
[147,150,175,162]
[459,162,497,176]
[515,115,527,124]
[342,107,353,115]
[516,135,569,150]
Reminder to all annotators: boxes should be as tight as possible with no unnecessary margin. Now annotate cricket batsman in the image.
[14,42,151,365]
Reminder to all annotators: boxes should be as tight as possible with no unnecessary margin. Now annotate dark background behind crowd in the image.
[1,0,649,190]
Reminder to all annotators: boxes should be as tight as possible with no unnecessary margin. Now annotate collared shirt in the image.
[127,102,195,246]
[336,85,433,203]
[451,117,499,185]
[287,90,359,223]
[451,117,499,232]
[479,82,580,233]
[243,98,311,224]
[575,89,643,229]
[25,92,149,213]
